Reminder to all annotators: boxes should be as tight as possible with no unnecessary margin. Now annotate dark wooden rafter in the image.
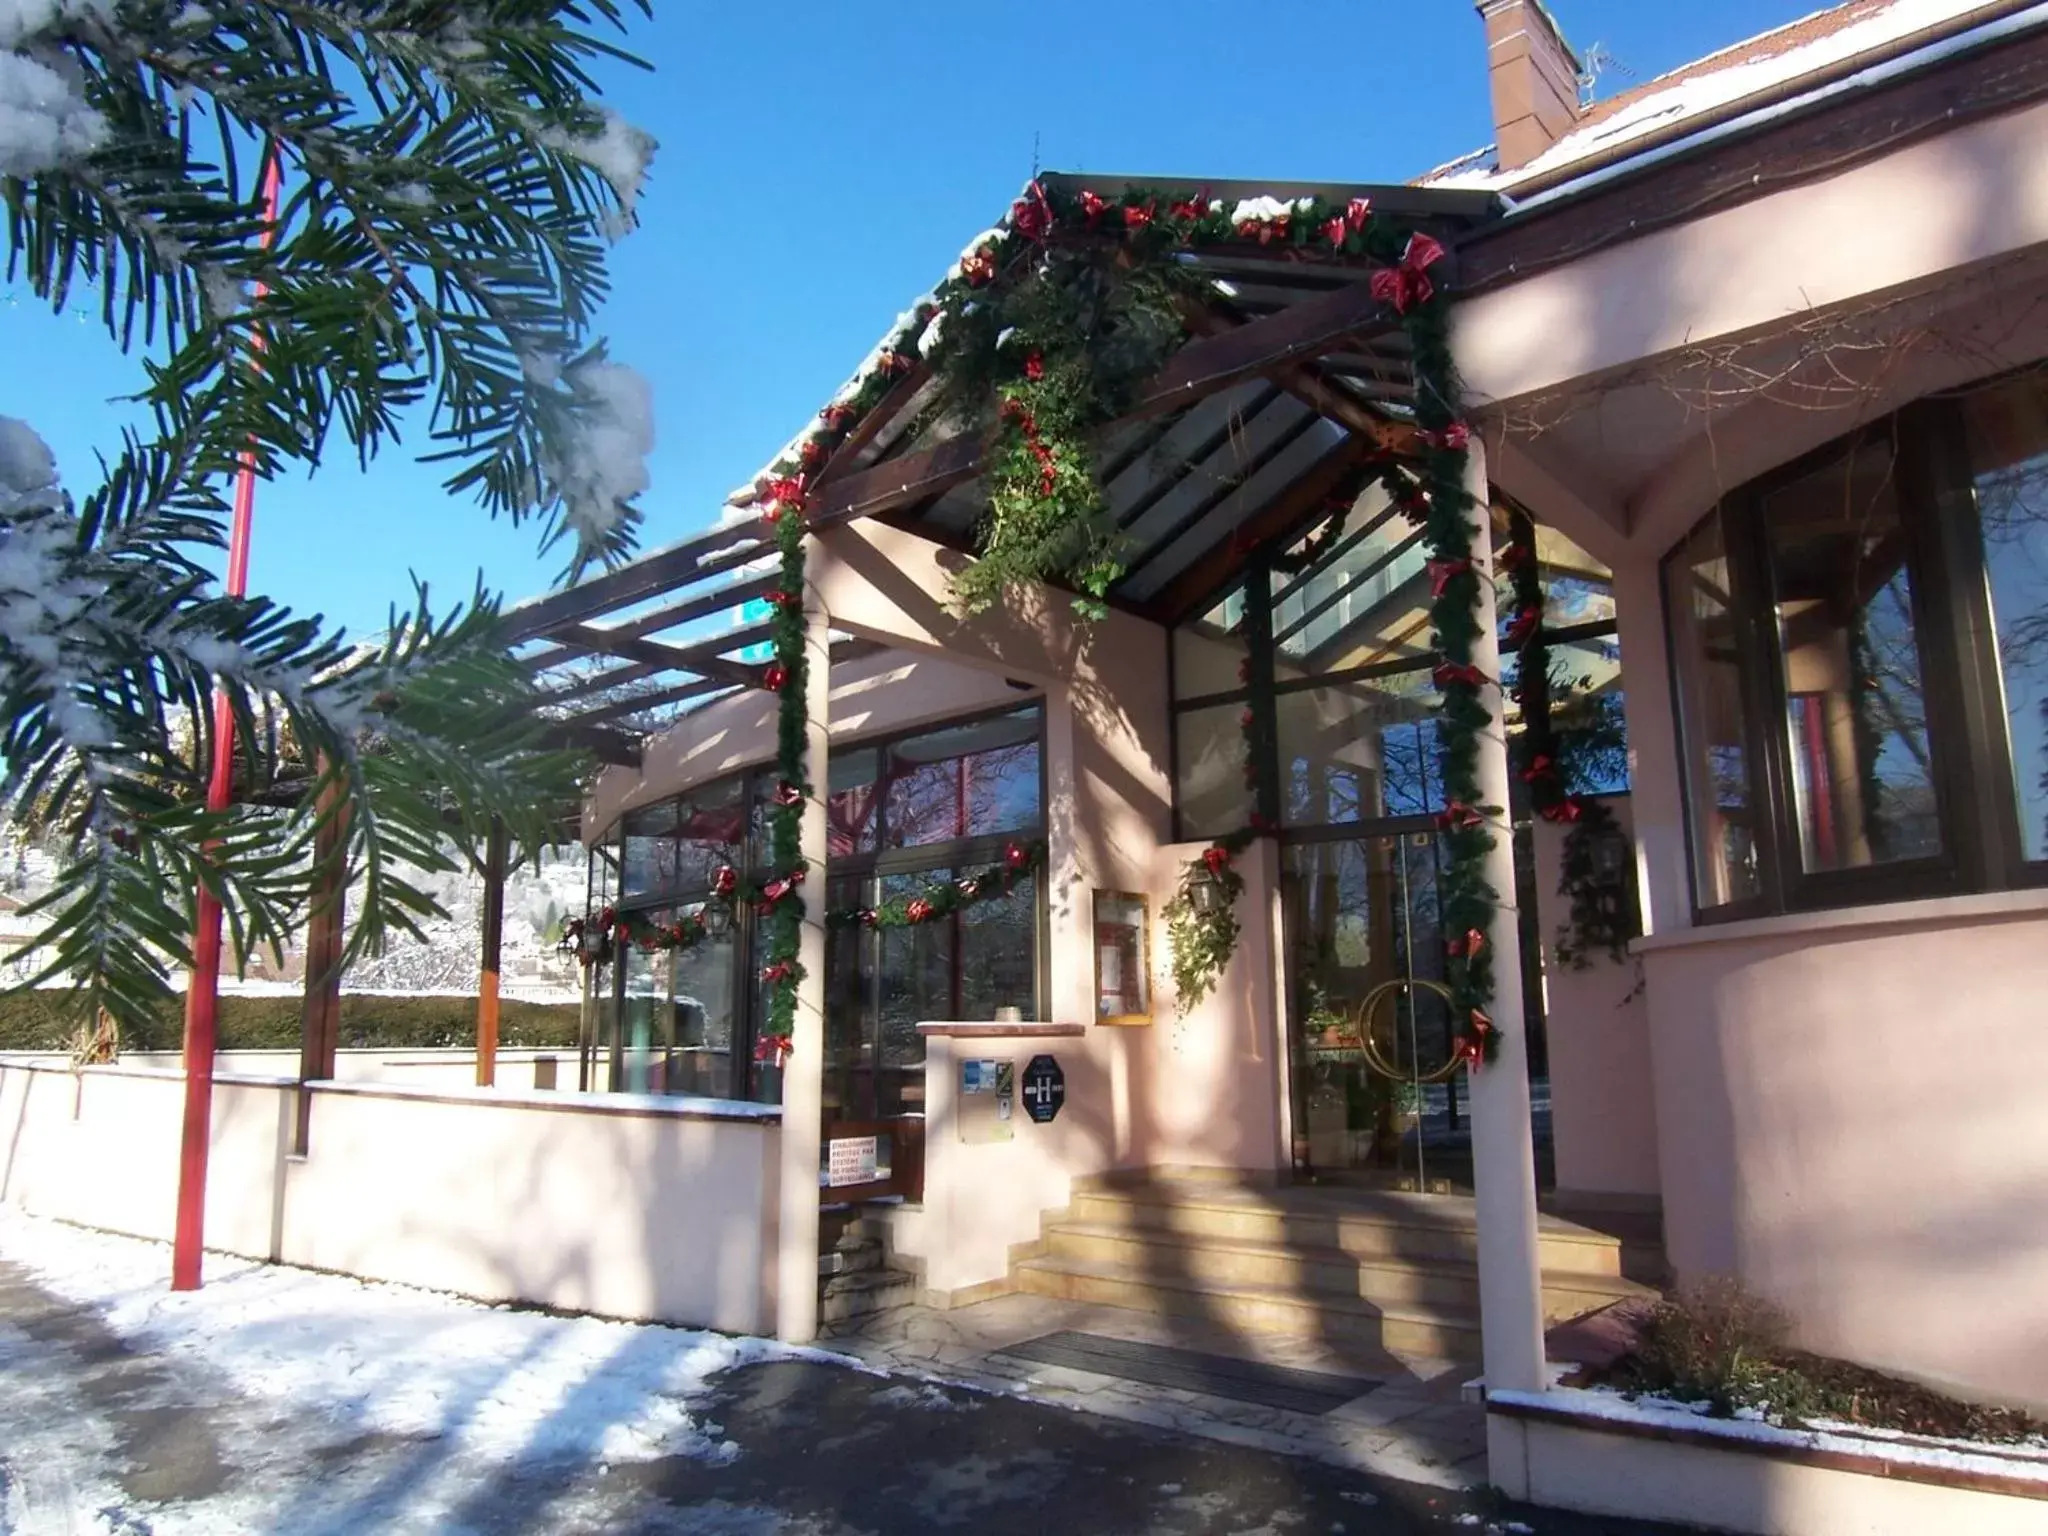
[808,275,1410,533]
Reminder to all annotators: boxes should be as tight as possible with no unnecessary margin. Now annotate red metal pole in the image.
[172,151,284,1291]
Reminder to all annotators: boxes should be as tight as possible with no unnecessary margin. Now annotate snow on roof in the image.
[1422,0,2011,193]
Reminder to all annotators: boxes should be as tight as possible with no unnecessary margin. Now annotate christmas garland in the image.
[562,840,1047,966]
[1162,829,1254,1015]
[1501,528,1641,970]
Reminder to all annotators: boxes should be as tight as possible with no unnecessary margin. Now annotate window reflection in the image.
[1762,440,1940,871]
[1276,671,1441,826]
[1965,375,2048,862]
[883,710,1041,847]
[1668,510,1764,906]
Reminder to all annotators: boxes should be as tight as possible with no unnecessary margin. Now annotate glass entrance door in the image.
[1282,832,1468,1192]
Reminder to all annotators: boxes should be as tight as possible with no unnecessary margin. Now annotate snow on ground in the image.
[0,1207,833,1468]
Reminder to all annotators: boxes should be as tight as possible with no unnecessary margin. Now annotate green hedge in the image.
[0,991,583,1053]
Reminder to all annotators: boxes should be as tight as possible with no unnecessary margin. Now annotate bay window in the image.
[1665,369,2048,919]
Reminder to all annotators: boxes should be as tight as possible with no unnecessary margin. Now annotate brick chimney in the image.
[1477,0,1582,171]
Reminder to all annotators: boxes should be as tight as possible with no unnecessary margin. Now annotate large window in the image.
[1169,493,1623,840]
[1665,370,2048,919]
[589,704,1047,1112]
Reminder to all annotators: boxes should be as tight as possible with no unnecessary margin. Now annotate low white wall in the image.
[0,1060,779,1336]
[1639,893,2048,1412]
[1490,1401,2048,1536]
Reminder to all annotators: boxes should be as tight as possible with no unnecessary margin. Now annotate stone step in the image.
[818,1236,885,1278]
[1012,1252,1483,1358]
[1066,1182,1627,1278]
[1041,1219,1650,1323]
[819,1266,917,1324]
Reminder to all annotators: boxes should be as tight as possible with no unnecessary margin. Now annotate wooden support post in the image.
[476,817,507,1088]
[775,562,830,1344]
[295,767,350,1155]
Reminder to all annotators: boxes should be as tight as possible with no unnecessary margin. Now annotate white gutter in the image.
[1499,0,2048,218]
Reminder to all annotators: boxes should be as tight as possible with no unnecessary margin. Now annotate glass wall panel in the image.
[1173,583,1250,697]
[619,800,678,900]
[883,709,1042,848]
[1275,670,1441,827]
[1270,489,1432,673]
[1964,375,2048,863]
[1174,702,1253,839]
[616,907,737,1099]
[1667,509,1764,908]
[827,746,882,859]
[674,778,745,891]
[1761,440,1941,871]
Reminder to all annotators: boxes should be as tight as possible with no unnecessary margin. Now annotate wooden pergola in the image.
[388,175,1504,1091]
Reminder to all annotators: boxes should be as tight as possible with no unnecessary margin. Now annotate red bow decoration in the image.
[1453,1011,1496,1071]
[1168,185,1213,225]
[1202,845,1233,878]
[771,780,804,807]
[877,348,914,376]
[759,872,803,909]
[1520,753,1555,785]
[819,402,857,433]
[1369,232,1446,314]
[799,439,827,470]
[1506,604,1542,647]
[959,246,998,286]
[1540,798,1585,824]
[1024,352,1045,382]
[1237,214,1290,244]
[1445,927,1487,960]
[1433,660,1488,691]
[857,908,878,927]
[612,913,633,939]
[760,474,809,514]
[1079,189,1109,226]
[1123,201,1156,233]
[1004,841,1030,869]
[1427,557,1472,598]
[1426,421,1471,452]
[760,961,793,985]
[1239,707,1256,729]
[762,662,788,692]
[1320,215,1348,248]
[712,866,736,897]
[766,589,803,612]
[1345,196,1373,232]
[1437,800,1487,832]
[1496,541,1530,571]
[905,897,934,923]
[1010,182,1053,242]
[754,1033,794,1066]
[1248,811,1278,835]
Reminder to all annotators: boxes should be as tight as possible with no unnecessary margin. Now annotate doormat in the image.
[996,1331,1378,1415]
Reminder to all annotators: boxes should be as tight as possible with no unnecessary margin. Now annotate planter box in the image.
[1487,1388,2048,1536]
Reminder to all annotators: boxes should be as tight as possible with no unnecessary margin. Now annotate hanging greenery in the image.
[1501,527,1642,969]
[826,840,1043,930]
[1162,831,1254,1014]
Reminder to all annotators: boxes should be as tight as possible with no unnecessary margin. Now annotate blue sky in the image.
[3,0,1825,640]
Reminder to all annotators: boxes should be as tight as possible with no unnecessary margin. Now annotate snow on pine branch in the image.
[0,0,108,177]
[539,106,655,242]
[544,358,655,549]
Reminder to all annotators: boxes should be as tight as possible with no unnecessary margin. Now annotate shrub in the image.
[0,991,581,1054]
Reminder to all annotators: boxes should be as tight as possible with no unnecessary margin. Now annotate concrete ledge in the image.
[309,1077,781,1122]
[1488,1390,2048,1536]
[1633,886,2048,955]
